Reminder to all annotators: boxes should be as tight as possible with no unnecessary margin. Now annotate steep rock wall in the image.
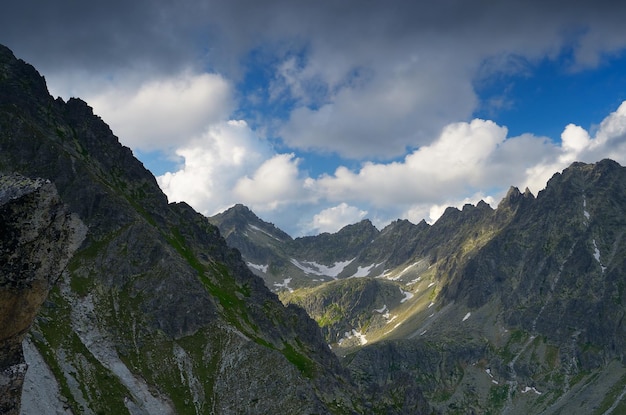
[0,173,85,414]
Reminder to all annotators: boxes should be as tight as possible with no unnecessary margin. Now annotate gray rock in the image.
[0,173,85,415]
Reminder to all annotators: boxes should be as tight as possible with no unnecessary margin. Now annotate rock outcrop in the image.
[0,174,85,415]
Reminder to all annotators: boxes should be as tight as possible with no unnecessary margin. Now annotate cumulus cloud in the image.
[157,120,271,215]
[154,101,626,236]
[302,102,626,232]
[313,119,534,206]
[306,203,368,235]
[521,101,626,192]
[234,153,309,210]
[88,72,233,151]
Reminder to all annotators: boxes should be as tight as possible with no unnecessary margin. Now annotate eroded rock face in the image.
[0,173,85,415]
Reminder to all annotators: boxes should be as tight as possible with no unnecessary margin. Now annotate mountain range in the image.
[3,41,626,414]
[209,160,626,413]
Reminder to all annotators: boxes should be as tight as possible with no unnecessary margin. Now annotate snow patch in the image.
[521,386,542,395]
[249,224,282,241]
[247,262,268,273]
[351,263,380,278]
[427,282,435,288]
[290,258,354,278]
[374,304,395,320]
[374,304,387,314]
[407,276,421,285]
[592,239,606,272]
[428,301,435,308]
[338,329,368,346]
[400,288,414,303]
[583,197,590,221]
[389,260,423,280]
[593,239,601,262]
[273,277,293,292]
[462,312,471,322]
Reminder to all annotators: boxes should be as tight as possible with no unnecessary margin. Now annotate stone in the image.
[0,173,85,415]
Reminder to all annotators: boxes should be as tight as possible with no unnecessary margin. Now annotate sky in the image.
[3,0,626,236]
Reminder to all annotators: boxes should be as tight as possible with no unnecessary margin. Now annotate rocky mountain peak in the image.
[0,45,50,106]
[500,185,522,205]
[336,218,378,236]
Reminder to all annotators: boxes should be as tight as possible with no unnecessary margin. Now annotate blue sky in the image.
[3,0,626,236]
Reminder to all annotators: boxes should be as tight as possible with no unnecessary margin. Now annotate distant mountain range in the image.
[210,159,626,414]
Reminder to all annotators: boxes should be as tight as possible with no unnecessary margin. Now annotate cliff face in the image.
[0,174,85,415]
[0,44,428,413]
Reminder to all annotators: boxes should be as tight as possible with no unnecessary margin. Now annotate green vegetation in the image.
[33,286,132,415]
[488,384,510,411]
[318,303,344,327]
[593,372,626,414]
[282,342,316,378]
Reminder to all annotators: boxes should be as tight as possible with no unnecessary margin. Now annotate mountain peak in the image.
[337,218,377,234]
[210,203,293,242]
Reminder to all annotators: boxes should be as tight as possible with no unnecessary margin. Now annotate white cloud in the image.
[234,153,309,210]
[278,58,476,159]
[88,71,234,151]
[520,101,626,193]
[157,120,271,215]
[157,101,626,237]
[300,105,626,231]
[313,118,533,206]
[306,203,368,235]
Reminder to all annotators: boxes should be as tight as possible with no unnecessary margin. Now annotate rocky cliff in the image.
[0,174,85,415]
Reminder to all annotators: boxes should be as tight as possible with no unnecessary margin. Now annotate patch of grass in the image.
[488,384,510,410]
[544,344,559,369]
[69,274,92,296]
[282,342,316,378]
[593,371,626,414]
[34,287,131,414]
[317,303,343,327]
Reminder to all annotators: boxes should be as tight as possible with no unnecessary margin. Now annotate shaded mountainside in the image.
[212,160,626,413]
[346,160,626,414]
[0,44,434,414]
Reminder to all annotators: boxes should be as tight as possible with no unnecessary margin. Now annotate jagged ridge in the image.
[212,159,626,414]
